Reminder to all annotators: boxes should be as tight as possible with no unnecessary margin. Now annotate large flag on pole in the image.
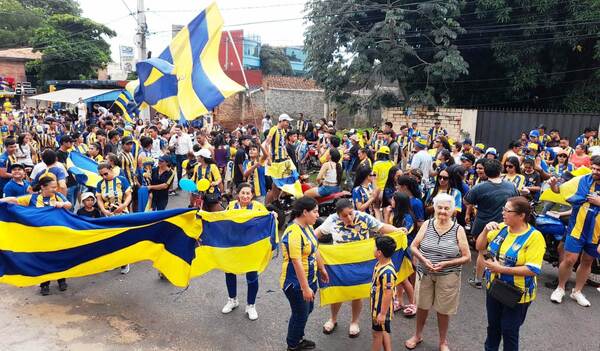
[113,90,138,124]
[134,2,244,121]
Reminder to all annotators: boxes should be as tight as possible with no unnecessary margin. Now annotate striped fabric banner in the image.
[318,232,413,306]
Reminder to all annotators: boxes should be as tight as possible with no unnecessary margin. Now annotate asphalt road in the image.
[1,194,599,351]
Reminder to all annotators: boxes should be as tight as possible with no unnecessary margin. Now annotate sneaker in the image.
[58,280,68,291]
[221,298,239,314]
[570,289,591,307]
[245,304,258,320]
[120,265,130,274]
[550,287,565,303]
[298,339,316,350]
[468,278,482,289]
[40,285,50,296]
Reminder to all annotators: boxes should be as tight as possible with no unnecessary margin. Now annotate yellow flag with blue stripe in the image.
[0,204,200,287]
[67,151,102,188]
[113,90,137,124]
[318,232,413,306]
[539,168,592,206]
[266,159,303,198]
[191,210,278,277]
[134,2,244,120]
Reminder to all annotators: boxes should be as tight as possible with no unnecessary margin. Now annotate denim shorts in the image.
[317,185,340,197]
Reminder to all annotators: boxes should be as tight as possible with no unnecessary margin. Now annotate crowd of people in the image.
[0,102,599,351]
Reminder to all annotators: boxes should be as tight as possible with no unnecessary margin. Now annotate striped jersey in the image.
[371,261,397,320]
[17,192,67,208]
[280,223,318,290]
[267,126,288,160]
[417,220,462,275]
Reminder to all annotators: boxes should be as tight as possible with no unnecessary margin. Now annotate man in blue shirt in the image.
[3,163,30,197]
[0,137,18,197]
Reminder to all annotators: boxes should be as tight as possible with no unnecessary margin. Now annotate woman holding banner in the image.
[406,193,470,351]
[280,196,329,351]
[1,175,72,295]
[221,182,268,321]
[315,199,405,338]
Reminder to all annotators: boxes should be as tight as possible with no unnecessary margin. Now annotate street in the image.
[1,194,599,351]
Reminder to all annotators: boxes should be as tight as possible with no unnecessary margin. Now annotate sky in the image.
[80,0,308,63]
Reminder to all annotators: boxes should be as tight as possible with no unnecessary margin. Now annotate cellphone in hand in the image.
[483,252,493,260]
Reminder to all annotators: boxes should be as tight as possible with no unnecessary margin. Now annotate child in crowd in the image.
[371,236,397,351]
[76,192,102,218]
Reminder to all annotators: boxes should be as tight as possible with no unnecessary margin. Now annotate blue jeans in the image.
[225,272,258,305]
[66,185,79,212]
[485,292,530,351]
[284,283,316,348]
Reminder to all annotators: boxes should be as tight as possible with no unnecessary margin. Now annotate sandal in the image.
[405,336,423,350]
[322,319,337,335]
[439,342,450,351]
[402,304,417,318]
[393,299,404,312]
[348,322,360,338]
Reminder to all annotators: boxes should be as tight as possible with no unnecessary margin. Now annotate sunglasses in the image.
[369,174,376,177]
[557,154,567,158]
[100,172,110,177]
[438,175,449,180]
[502,207,518,213]
[505,164,515,169]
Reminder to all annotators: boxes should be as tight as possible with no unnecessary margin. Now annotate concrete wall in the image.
[382,107,477,142]
[264,88,325,121]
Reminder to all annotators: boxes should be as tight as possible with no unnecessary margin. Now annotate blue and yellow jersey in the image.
[485,223,545,303]
[319,210,383,243]
[96,176,131,210]
[549,163,574,178]
[267,126,287,161]
[226,200,267,211]
[17,192,67,208]
[428,126,447,141]
[119,151,137,186]
[352,184,373,213]
[72,143,89,155]
[359,157,372,169]
[371,262,397,320]
[243,159,267,197]
[374,139,387,153]
[565,175,600,243]
[425,187,463,212]
[280,222,318,289]
[372,160,394,189]
[502,173,526,190]
[192,163,221,194]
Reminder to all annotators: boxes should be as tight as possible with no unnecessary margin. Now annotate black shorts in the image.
[372,320,391,333]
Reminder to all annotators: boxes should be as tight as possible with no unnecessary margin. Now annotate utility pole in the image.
[136,0,147,61]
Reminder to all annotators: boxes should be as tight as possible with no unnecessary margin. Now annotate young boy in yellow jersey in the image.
[371,236,397,351]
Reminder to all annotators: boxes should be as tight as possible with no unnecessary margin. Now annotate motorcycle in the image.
[535,213,600,287]
[306,146,322,173]
[268,174,351,230]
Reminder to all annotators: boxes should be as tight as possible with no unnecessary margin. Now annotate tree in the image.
[20,0,81,16]
[28,14,115,82]
[0,0,44,47]
[446,0,600,111]
[260,45,294,76]
[304,0,469,111]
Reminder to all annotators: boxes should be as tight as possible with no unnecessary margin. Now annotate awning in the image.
[28,88,121,104]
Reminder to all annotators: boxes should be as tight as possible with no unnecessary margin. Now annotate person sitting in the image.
[304,148,342,198]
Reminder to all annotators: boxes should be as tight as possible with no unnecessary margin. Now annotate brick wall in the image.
[382,107,475,141]
[0,60,27,82]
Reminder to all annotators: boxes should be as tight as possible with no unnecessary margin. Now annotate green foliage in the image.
[20,0,81,16]
[446,0,600,111]
[0,0,44,47]
[304,0,469,111]
[29,14,116,82]
[259,45,294,76]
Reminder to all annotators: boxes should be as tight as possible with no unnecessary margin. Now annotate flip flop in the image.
[322,320,337,335]
[405,337,423,350]
[402,304,417,318]
[393,299,404,312]
[348,322,360,338]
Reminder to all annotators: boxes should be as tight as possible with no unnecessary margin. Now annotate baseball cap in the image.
[59,135,73,144]
[9,163,25,171]
[485,147,497,156]
[194,148,212,159]
[537,124,546,130]
[415,137,428,149]
[460,153,476,164]
[474,143,486,152]
[377,146,391,154]
[80,192,96,204]
[463,138,472,145]
[350,134,358,142]
[158,155,171,164]
[526,142,539,152]
[529,130,540,138]
[278,113,293,122]
[121,136,134,144]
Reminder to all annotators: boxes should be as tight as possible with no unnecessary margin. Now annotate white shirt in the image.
[411,149,433,184]
[169,133,193,155]
[160,117,170,130]
[77,102,87,118]
[97,106,108,117]
[30,162,67,182]
[151,137,164,160]
[262,118,272,133]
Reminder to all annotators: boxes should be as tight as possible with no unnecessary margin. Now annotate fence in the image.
[475,109,600,150]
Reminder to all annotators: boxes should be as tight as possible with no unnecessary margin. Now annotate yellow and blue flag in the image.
[113,90,138,124]
[191,210,278,277]
[539,168,592,206]
[266,159,303,198]
[134,2,244,121]
[318,232,413,306]
[67,151,102,188]
[0,204,200,287]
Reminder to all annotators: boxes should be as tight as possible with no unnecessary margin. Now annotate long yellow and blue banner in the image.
[318,232,413,306]
[0,205,277,288]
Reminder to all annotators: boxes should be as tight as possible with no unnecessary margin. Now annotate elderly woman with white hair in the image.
[405,193,471,351]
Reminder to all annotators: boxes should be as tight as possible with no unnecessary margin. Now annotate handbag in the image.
[487,231,524,308]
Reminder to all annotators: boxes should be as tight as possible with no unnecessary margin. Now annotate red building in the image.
[218,29,262,88]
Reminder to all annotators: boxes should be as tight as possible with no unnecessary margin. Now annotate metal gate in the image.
[475,110,600,150]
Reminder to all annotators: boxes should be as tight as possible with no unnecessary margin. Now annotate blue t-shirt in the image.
[32,166,67,186]
[3,179,30,197]
[410,197,425,221]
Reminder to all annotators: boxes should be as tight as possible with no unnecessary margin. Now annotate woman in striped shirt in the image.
[405,193,471,351]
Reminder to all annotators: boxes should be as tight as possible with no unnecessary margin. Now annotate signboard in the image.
[119,45,135,73]
[172,25,184,38]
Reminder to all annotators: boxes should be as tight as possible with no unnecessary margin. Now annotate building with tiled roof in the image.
[0,48,41,85]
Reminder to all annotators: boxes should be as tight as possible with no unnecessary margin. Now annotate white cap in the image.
[194,148,211,159]
[278,113,293,122]
[327,121,334,126]
[80,192,96,204]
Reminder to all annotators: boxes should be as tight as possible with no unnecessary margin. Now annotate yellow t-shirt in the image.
[372,160,394,189]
